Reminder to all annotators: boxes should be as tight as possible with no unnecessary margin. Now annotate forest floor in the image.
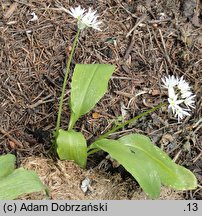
[0,0,201,199]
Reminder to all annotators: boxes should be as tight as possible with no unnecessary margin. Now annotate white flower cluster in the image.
[162,75,195,121]
[67,6,102,31]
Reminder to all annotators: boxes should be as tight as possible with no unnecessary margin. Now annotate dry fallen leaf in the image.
[160,134,174,146]
[8,140,17,149]
[92,112,101,119]
[151,89,160,96]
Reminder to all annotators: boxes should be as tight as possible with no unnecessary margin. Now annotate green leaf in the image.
[119,134,197,190]
[0,168,48,200]
[69,64,115,129]
[0,154,48,200]
[56,129,87,168]
[0,154,15,179]
[91,139,161,199]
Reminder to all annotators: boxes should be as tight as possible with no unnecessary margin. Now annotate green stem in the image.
[87,102,166,154]
[55,29,80,135]
[87,148,99,156]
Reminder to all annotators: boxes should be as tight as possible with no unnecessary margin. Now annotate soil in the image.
[20,156,184,200]
[0,0,201,200]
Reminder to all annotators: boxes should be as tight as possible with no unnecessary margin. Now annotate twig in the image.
[118,1,138,19]
[111,76,134,80]
[28,94,52,109]
[13,0,33,7]
[124,30,136,60]
[126,14,147,38]
[114,90,134,98]
[193,118,202,128]
[0,126,23,148]
[147,18,172,24]
[158,29,172,69]
[124,15,147,59]
[27,94,70,109]
[27,98,54,109]
[193,151,202,163]
[173,149,182,162]
[55,1,70,14]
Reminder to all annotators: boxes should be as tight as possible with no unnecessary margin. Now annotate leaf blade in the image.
[0,168,47,200]
[69,64,115,128]
[119,134,197,190]
[0,154,15,179]
[56,129,87,168]
[92,139,161,199]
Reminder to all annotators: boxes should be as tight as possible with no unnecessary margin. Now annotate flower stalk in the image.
[56,29,80,135]
[55,6,101,136]
[87,102,166,155]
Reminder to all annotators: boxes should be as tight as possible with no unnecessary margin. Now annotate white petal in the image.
[67,6,86,19]
[184,95,196,108]
[181,91,192,98]
[175,107,191,122]
[168,86,176,99]
[79,8,102,30]
[162,75,178,89]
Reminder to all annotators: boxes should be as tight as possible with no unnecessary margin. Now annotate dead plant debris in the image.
[20,156,184,200]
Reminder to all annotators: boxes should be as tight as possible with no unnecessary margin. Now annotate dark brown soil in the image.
[0,0,201,199]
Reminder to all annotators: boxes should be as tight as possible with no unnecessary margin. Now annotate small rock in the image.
[80,177,91,193]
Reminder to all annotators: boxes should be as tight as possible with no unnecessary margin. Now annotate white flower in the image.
[67,6,86,19]
[162,75,178,89]
[174,107,191,122]
[162,75,196,121]
[78,8,102,30]
[184,95,196,109]
[181,90,192,99]
[177,76,190,92]
[167,92,183,114]
[67,6,102,31]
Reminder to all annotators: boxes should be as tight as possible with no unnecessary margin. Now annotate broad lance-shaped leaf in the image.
[69,64,115,129]
[119,134,197,190]
[56,129,87,168]
[91,139,161,199]
[0,154,48,200]
[0,154,15,179]
[0,168,48,200]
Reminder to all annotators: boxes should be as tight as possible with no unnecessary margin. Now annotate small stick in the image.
[124,30,136,60]
[27,98,54,109]
[114,91,134,98]
[158,29,172,69]
[147,18,172,24]
[193,151,202,163]
[118,1,138,19]
[126,14,147,38]
[124,15,147,59]
[27,94,69,109]
[13,0,33,7]
[0,126,23,148]
[173,149,182,162]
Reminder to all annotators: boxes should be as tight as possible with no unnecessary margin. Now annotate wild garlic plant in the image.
[53,6,197,199]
